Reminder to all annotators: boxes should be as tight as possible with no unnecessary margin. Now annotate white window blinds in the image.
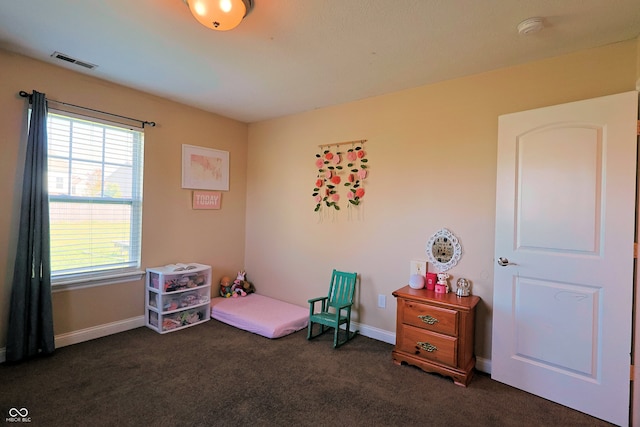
[47,111,144,282]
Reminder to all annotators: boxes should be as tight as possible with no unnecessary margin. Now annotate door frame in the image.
[633,130,639,426]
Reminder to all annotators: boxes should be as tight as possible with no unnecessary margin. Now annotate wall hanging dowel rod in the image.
[318,139,367,148]
[18,90,156,128]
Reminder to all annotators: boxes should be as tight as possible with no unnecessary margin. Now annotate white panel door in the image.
[492,91,638,426]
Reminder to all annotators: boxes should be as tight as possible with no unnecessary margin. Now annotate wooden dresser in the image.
[392,285,480,386]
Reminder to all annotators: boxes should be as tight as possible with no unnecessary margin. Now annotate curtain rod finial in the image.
[19,90,33,104]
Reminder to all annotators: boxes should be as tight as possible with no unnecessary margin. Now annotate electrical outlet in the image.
[378,294,386,308]
[410,259,427,277]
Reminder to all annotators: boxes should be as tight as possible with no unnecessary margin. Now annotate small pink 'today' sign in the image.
[193,191,221,210]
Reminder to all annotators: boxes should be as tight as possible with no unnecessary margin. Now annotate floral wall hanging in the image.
[312,139,368,221]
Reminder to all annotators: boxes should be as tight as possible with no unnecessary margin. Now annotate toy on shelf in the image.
[435,272,450,294]
[162,318,180,331]
[179,309,203,325]
[164,271,207,292]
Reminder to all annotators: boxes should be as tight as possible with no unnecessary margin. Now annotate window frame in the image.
[46,108,145,291]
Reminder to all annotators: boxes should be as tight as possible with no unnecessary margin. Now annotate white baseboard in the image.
[54,316,145,348]
[0,315,144,363]
[354,322,396,344]
[476,356,491,374]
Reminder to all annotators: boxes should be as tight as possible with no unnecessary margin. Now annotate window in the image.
[46,111,144,287]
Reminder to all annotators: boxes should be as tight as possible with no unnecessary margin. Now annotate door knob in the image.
[497,257,510,266]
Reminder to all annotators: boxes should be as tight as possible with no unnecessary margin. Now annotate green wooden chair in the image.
[307,269,358,348]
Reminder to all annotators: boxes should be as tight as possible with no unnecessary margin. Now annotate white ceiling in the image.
[1,1,639,123]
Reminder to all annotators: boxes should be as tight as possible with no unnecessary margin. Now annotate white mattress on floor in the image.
[210,293,308,339]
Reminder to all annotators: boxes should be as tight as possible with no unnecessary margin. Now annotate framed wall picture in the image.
[181,144,229,191]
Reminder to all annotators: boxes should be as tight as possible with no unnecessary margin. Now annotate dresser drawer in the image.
[402,299,458,336]
[397,324,457,367]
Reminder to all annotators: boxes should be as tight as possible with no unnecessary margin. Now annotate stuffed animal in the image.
[231,270,255,297]
[435,272,450,294]
[220,276,233,298]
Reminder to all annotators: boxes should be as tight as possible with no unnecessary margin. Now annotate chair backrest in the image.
[327,269,358,307]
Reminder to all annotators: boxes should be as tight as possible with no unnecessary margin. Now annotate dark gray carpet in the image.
[0,320,615,426]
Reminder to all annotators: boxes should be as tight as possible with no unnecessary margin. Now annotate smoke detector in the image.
[517,17,544,36]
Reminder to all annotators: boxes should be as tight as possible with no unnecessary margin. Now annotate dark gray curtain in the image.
[6,91,55,362]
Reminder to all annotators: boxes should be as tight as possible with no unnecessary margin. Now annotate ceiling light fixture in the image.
[183,0,254,31]
[517,17,544,36]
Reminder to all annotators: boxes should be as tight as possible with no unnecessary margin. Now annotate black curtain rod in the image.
[18,90,156,128]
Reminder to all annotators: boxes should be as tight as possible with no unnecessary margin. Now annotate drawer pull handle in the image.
[418,315,438,325]
[417,341,437,352]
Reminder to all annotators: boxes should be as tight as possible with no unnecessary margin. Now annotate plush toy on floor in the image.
[220,276,233,298]
[231,270,255,297]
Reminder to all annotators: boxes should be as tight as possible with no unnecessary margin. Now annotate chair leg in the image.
[307,321,313,340]
[308,322,331,341]
[309,318,357,347]
[307,322,323,340]
[348,316,360,342]
[334,317,358,348]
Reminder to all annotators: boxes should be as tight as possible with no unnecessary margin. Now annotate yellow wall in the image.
[637,36,640,89]
[0,50,248,345]
[1,39,638,362]
[245,39,638,361]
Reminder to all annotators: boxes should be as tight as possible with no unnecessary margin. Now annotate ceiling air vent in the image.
[50,51,98,70]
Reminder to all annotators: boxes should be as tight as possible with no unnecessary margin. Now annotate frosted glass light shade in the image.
[185,0,249,31]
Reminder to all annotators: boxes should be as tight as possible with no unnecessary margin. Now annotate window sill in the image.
[52,270,145,292]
